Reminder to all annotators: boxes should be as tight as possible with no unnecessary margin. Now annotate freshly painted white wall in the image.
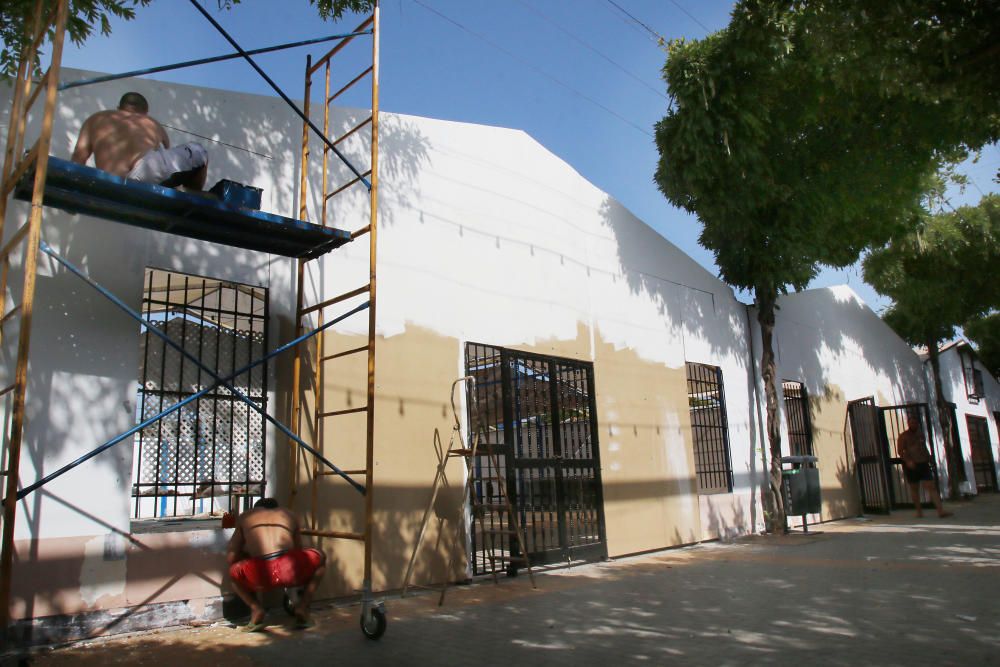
[1,70,299,541]
[929,343,1000,492]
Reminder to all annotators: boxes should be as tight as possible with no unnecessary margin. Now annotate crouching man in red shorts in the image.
[227,498,326,630]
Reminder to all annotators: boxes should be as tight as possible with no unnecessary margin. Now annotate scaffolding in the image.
[0,0,385,641]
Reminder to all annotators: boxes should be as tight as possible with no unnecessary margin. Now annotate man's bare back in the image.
[71,108,169,177]
[231,506,301,559]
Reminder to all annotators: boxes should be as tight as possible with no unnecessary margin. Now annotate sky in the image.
[56,0,999,312]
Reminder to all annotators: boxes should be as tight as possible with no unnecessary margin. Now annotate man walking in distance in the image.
[897,409,953,519]
[227,498,327,630]
[71,92,208,189]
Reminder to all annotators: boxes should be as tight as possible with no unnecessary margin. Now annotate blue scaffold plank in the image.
[16,157,351,260]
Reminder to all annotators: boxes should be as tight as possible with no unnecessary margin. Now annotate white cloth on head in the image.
[127,142,208,184]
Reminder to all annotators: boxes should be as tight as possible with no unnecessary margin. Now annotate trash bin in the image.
[781,455,820,532]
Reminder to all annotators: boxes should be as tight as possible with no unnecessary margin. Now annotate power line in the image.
[410,0,653,138]
[510,0,668,102]
[666,0,712,34]
[603,0,667,46]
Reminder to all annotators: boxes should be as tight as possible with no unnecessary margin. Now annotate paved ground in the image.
[10,495,1000,666]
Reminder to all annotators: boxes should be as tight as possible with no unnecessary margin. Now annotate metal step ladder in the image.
[401,376,535,604]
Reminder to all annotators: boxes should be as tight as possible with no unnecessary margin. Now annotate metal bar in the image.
[350,225,371,239]
[0,384,16,399]
[288,54,312,512]
[324,170,372,201]
[328,116,373,149]
[0,0,69,635]
[300,529,364,540]
[362,2,381,599]
[300,284,369,317]
[309,15,374,74]
[187,0,371,190]
[0,221,32,263]
[319,469,366,476]
[22,68,51,116]
[33,247,360,497]
[320,344,368,362]
[320,60,331,230]
[59,31,372,91]
[1,305,23,328]
[13,261,370,501]
[328,67,373,105]
[3,141,40,198]
[318,406,367,418]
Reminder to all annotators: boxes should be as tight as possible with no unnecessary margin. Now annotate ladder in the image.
[401,376,535,604]
[0,0,71,633]
[290,4,385,639]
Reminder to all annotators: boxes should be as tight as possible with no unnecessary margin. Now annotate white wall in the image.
[2,70,299,541]
[931,344,1000,492]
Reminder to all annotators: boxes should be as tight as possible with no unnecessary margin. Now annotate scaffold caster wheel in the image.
[360,606,387,640]
[283,588,302,616]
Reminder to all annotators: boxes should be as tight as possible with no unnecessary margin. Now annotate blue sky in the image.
[59,0,998,312]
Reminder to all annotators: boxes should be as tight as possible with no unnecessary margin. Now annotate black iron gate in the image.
[848,398,891,513]
[848,400,940,512]
[465,343,607,572]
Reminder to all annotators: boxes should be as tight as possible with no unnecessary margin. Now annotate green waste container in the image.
[781,455,820,531]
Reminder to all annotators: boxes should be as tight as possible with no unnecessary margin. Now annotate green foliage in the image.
[1,1,150,77]
[654,0,998,296]
[219,0,375,23]
[964,313,1000,379]
[1,0,376,77]
[864,194,1000,347]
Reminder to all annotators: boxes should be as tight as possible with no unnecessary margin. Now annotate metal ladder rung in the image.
[300,284,369,317]
[318,406,367,418]
[324,114,373,147]
[0,383,18,399]
[300,529,364,541]
[22,68,51,115]
[3,142,40,197]
[320,343,369,363]
[319,468,366,476]
[327,71,374,106]
[0,220,32,263]
[0,305,22,328]
[323,169,372,201]
[351,225,371,239]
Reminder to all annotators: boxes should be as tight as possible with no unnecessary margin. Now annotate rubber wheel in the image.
[283,588,303,616]
[360,607,387,640]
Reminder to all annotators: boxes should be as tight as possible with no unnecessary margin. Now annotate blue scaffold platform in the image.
[16,157,351,259]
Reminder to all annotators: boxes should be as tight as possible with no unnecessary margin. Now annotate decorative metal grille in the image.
[685,362,733,494]
[465,343,606,574]
[132,269,268,519]
[782,380,813,457]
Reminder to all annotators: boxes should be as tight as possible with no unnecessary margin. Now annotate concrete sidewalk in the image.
[14,495,1000,666]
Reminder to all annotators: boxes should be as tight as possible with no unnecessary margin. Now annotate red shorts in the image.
[229,548,324,592]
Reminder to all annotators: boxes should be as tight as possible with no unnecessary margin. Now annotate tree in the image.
[864,194,1000,497]
[654,1,997,532]
[1,0,375,76]
[964,313,1000,379]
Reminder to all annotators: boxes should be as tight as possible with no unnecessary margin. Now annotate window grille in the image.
[132,269,268,519]
[685,362,734,494]
[782,380,813,457]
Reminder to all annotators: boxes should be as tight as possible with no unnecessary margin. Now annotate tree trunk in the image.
[755,287,786,533]
[925,339,961,499]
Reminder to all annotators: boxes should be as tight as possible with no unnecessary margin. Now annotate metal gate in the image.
[848,398,891,513]
[848,400,940,512]
[465,343,607,571]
